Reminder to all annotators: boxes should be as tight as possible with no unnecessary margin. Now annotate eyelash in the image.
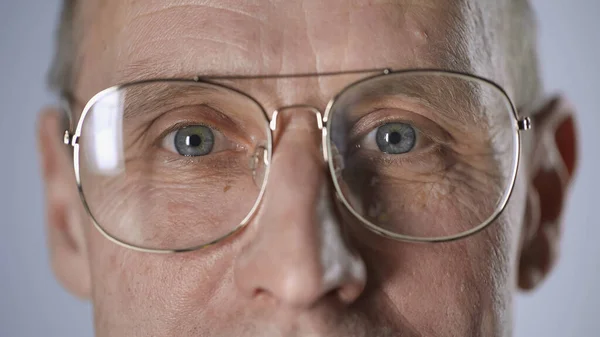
[154,120,219,148]
[345,119,423,153]
[348,108,452,146]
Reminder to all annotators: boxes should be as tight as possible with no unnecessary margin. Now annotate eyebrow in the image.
[97,25,482,125]
[338,75,487,129]
[119,82,222,121]
[114,56,260,85]
[112,18,477,84]
[113,71,488,130]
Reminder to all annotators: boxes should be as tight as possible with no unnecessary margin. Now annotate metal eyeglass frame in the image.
[62,67,533,254]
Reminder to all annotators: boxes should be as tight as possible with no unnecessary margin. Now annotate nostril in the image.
[252,287,269,300]
[337,279,366,304]
[252,288,265,298]
[323,256,367,305]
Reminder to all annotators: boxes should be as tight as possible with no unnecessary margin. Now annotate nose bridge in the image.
[269,104,329,163]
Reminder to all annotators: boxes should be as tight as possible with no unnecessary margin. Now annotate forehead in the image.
[77,0,497,99]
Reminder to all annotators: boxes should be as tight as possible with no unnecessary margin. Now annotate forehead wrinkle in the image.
[364,0,474,73]
[124,1,271,49]
[115,41,257,86]
[348,0,438,9]
[129,0,268,25]
[78,0,488,115]
[119,0,474,74]
[113,5,269,84]
[413,0,474,72]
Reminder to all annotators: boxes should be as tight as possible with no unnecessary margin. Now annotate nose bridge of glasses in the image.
[269,105,329,163]
[269,105,324,131]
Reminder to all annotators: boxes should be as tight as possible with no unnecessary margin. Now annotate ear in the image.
[37,107,91,299]
[518,95,579,290]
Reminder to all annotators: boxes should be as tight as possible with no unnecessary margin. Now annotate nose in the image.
[234,108,366,309]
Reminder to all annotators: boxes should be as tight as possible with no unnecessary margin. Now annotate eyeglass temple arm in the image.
[517,117,532,131]
[60,91,79,147]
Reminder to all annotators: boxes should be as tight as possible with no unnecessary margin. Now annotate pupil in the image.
[388,131,402,145]
[187,134,202,147]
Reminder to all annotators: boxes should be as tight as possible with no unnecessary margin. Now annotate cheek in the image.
[344,154,509,239]
[79,154,260,249]
[87,234,238,336]
[347,172,526,336]
[355,230,514,336]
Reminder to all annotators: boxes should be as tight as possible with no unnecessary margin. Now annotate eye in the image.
[162,125,221,157]
[371,122,417,154]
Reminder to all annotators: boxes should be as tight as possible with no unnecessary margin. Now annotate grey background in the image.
[0,1,598,336]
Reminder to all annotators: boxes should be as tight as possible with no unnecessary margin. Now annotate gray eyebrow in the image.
[113,55,260,85]
[336,75,485,129]
[115,73,487,130]
[117,82,222,121]
[396,77,483,126]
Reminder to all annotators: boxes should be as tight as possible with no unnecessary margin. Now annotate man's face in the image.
[40,0,574,336]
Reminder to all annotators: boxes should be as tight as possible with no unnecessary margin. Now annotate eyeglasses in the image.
[62,68,532,253]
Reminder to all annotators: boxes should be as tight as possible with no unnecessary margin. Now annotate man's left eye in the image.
[365,122,417,154]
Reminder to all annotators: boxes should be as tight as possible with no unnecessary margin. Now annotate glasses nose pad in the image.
[330,142,345,179]
[249,144,269,187]
[329,142,362,213]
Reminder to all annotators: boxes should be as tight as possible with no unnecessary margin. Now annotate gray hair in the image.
[47,0,80,95]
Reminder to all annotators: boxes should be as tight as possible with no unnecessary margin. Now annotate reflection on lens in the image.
[327,71,518,240]
[77,81,270,251]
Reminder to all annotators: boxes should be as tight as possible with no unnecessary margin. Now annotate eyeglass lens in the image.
[75,72,517,250]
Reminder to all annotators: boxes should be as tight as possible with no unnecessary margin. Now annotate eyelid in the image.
[157,121,217,147]
[160,125,237,155]
[348,108,452,146]
[149,104,251,150]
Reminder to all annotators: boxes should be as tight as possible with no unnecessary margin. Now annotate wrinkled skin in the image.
[37,0,579,336]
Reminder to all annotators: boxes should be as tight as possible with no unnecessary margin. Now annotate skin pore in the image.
[37,0,579,336]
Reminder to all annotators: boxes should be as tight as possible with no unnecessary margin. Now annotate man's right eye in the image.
[161,125,232,157]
